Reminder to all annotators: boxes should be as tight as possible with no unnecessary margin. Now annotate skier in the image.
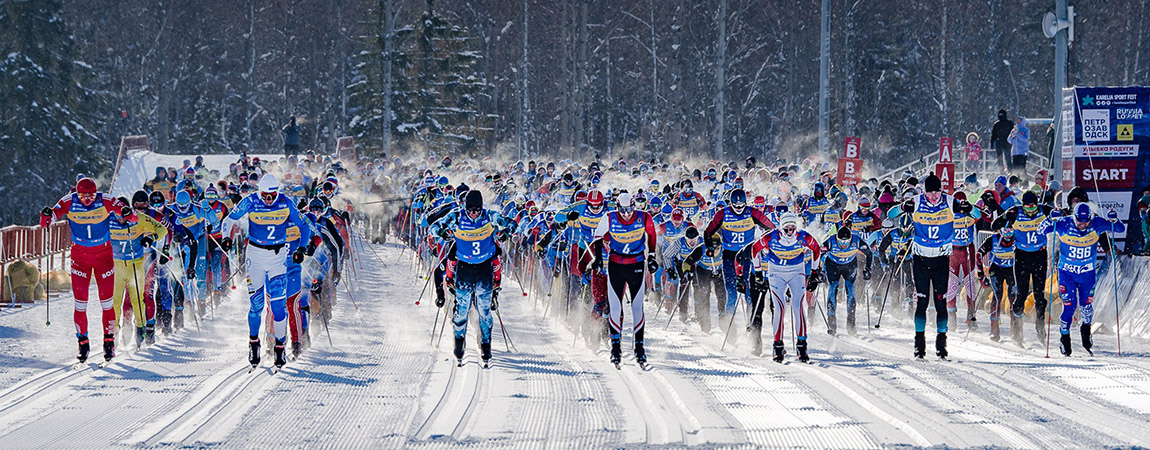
[821,224,873,335]
[1006,191,1054,343]
[745,212,821,362]
[40,178,127,362]
[975,218,1018,342]
[1052,204,1125,356]
[108,201,168,347]
[220,174,313,369]
[432,190,506,367]
[591,192,658,367]
[946,192,981,328]
[907,175,957,359]
[703,189,774,336]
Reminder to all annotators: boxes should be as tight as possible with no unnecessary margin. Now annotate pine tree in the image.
[348,0,491,157]
[0,0,107,224]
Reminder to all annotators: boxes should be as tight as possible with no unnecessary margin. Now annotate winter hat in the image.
[1074,203,1092,222]
[924,174,942,193]
[1022,191,1038,205]
[994,175,1008,187]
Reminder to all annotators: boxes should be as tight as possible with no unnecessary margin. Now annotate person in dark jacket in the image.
[990,109,1014,171]
[282,115,301,156]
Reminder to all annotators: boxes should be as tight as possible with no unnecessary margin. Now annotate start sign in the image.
[837,158,863,185]
[1076,158,1137,189]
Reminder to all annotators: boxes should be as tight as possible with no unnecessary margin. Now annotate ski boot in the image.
[274,341,287,368]
[948,310,957,330]
[914,332,926,359]
[936,332,948,359]
[1011,317,1024,346]
[610,338,622,367]
[1081,324,1093,355]
[249,337,261,367]
[772,341,785,363]
[634,329,647,366]
[1036,320,1047,343]
[826,314,837,336]
[1059,334,1072,356]
[797,339,809,363]
[144,324,156,345]
[750,325,763,357]
[966,314,978,330]
[174,309,184,330]
[292,342,303,359]
[161,311,173,335]
[989,320,1001,342]
[481,342,492,367]
[302,328,311,349]
[77,336,90,363]
[846,311,856,336]
[103,334,115,362]
[454,337,466,366]
[135,327,146,349]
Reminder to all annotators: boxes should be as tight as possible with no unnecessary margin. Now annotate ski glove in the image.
[141,236,154,248]
[753,272,766,289]
[735,273,747,293]
[159,246,171,265]
[291,247,306,264]
[647,254,659,274]
[806,268,821,292]
[121,206,132,218]
[1108,210,1119,222]
[186,267,196,280]
[491,289,501,311]
[39,207,53,228]
[220,237,233,252]
[862,268,871,280]
[667,266,679,281]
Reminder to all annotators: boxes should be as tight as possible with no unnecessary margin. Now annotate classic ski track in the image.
[413,316,486,443]
[661,325,878,449]
[0,323,206,442]
[178,368,276,445]
[0,364,92,416]
[138,364,265,446]
[839,333,1142,447]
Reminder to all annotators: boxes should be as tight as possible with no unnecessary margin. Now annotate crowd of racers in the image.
[42,154,355,367]
[395,154,1125,364]
[41,151,1127,366]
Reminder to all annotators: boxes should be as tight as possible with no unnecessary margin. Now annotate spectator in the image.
[282,115,302,156]
[1009,116,1030,173]
[964,132,982,174]
[990,109,1014,170]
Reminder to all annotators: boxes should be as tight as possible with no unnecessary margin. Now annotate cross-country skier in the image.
[431,190,507,367]
[975,217,1018,342]
[591,192,658,367]
[109,201,168,347]
[909,174,957,359]
[220,174,313,369]
[745,212,821,362]
[820,224,873,335]
[1052,203,1124,356]
[40,178,127,362]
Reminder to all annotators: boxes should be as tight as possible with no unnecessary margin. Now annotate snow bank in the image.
[110,150,282,197]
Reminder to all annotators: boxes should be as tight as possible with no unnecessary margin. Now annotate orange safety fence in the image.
[1,222,71,304]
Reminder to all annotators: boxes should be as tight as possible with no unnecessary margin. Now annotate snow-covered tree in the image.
[0,0,107,224]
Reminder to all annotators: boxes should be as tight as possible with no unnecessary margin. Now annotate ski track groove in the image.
[840,332,1140,447]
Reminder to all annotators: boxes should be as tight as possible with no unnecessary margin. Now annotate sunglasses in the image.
[783,226,797,233]
[260,192,278,203]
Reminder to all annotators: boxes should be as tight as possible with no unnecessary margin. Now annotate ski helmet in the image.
[616,192,635,215]
[587,190,605,208]
[837,225,852,241]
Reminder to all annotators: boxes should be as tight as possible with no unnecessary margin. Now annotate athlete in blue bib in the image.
[1052,203,1125,356]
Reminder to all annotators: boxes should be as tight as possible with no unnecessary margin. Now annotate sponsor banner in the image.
[1075,158,1137,190]
[836,158,863,186]
[1087,191,1132,242]
[1073,144,1138,158]
[1082,109,1110,142]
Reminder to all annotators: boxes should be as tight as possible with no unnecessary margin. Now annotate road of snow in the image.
[2,238,1150,448]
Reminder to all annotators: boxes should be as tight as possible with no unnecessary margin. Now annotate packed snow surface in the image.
[3,241,1150,449]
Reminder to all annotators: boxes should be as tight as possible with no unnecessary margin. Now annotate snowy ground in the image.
[3,241,1150,449]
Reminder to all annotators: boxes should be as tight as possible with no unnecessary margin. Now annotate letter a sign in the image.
[938,137,954,163]
[837,137,863,186]
[935,163,955,194]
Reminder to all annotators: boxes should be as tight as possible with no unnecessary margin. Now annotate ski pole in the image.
[342,282,360,312]
[666,277,693,328]
[415,242,452,306]
[429,300,442,347]
[1044,246,1055,358]
[720,290,741,351]
[436,291,453,349]
[45,255,51,326]
[494,292,516,352]
[875,246,910,329]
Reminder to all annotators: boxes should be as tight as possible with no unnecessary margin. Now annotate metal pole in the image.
[817,0,831,157]
[1052,0,1069,181]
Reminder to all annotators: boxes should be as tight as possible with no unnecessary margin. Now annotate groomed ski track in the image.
[2,241,1150,448]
